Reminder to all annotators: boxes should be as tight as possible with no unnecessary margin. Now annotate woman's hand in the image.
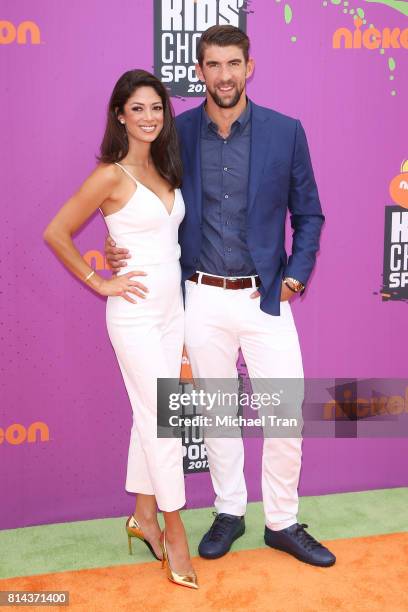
[97,270,149,303]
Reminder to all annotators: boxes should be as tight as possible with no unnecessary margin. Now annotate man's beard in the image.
[207,82,244,109]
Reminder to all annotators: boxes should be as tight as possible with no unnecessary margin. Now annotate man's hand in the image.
[280,281,296,302]
[105,235,131,274]
[250,282,296,301]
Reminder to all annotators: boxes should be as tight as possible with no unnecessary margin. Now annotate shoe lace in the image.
[208,512,237,542]
[293,523,323,551]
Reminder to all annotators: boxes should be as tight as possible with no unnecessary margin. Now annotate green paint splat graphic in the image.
[275,2,296,42]
[331,0,342,5]
[388,57,397,93]
[364,0,408,17]
[284,4,293,24]
[356,7,365,17]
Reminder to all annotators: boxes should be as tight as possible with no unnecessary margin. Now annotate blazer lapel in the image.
[182,105,203,222]
[248,103,270,216]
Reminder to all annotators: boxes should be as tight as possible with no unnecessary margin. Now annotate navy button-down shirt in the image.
[199,99,257,276]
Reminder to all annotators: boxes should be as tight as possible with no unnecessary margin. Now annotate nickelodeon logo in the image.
[0,422,49,445]
[0,20,41,45]
[390,160,408,210]
[333,17,408,49]
[324,387,408,419]
[84,250,111,270]
[180,347,194,384]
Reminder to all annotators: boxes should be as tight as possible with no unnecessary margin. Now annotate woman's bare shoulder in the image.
[92,162,123,185]
[73,163,124,202]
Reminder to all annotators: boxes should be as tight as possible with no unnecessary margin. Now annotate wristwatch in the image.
[283,277,305,293]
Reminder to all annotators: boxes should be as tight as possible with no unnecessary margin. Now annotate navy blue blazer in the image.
[175,101,324,316]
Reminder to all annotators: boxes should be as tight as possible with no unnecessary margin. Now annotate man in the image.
[106,25,335,567]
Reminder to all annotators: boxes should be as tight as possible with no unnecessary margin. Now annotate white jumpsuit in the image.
[103,163,186,512]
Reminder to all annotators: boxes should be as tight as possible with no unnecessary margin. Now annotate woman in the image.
[43,69,198,589]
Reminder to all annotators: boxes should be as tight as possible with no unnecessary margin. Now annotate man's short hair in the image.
[197,25,250,66]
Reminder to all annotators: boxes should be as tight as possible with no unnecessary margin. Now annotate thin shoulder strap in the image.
[114,162,138,185]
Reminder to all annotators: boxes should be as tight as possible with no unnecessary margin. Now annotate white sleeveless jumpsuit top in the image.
[102,162,185,272]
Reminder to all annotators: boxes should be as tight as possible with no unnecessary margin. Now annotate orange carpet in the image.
[1,533,407,611]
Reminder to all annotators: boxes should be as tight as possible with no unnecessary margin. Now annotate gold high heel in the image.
[160,530,198,590]
[125,515,161,561]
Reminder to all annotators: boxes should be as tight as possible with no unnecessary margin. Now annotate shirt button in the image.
[227,247,232,253]
[224,194,229,199]
[223,140,227,144]
[223,167,228,171]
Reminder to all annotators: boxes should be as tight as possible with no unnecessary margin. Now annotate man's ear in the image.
[246,57,255,80]
[195,62,205,83]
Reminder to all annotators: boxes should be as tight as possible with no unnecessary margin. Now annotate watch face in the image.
[285,278,303,292]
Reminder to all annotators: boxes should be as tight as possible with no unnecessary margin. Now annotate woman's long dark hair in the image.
[98,69,182,188]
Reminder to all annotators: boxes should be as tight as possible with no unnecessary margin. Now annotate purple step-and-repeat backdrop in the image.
[1,0,408,529]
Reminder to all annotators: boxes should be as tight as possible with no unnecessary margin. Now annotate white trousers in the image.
[106,261,185,512]
[184,279,304,530]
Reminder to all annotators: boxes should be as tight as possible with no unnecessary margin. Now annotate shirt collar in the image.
[202,97,252,133]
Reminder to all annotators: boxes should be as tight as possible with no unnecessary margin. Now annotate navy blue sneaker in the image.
[198,512,245,559]
[264,523,336,567]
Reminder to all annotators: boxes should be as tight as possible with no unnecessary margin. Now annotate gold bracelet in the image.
[84,269,95,282]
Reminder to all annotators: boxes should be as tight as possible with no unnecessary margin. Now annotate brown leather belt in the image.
[188,272,261,290]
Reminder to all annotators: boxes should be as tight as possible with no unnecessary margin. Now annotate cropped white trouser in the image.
[106,261,185,512]
[184,279,304,530]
